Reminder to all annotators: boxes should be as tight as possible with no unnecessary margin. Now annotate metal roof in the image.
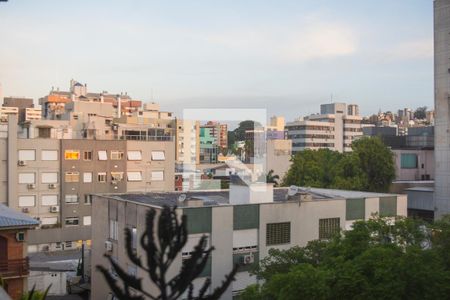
[0,204,39,228]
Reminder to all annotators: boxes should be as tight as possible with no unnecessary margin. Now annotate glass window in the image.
[19,195,35,207]
[111,172,124,182]
[401,153,418,169]
[151,151,165,161]
[65,194,79,204]
[83,151,93,161]
[109,219,118,240]
[127,171,142,182]
[151,171,164,181]
[41,195,57,206]
[18,150,36,161]
[319,218,340,239]
[83,216,92,226]
[84,194,92,205]
[127,151,142,161]
[65,172,79,183]
[98,172,107,183]
[98,151,107,161]
[19,173,35,184]
[41,217,58,225]
[42,172,58,184]
[131,227,137,250]
[41,150,58,161]
[83,172,92,183]
[266,222,290,245]
[64,150,80,160]
[65,217,79,226]
[111,151,124,160]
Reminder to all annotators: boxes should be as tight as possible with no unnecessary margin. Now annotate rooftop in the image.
[0,203,39,229]
[94,187,396,208]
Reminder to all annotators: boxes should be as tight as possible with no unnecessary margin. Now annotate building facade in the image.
[286,103,363,154]
[434,0,450,218]
[91,186,406,299]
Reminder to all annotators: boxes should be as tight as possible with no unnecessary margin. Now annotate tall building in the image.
[286,102,363,154]
[175,119,200,165]
[199,122,227,164]
[434,0,450,218]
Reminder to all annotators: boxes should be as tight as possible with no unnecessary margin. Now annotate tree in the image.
[232,120,262,142]
[241,215,450,300]
[351,137,395,192]
[266,170,280,186]
[414,106,427,120]
[97,206,238,300]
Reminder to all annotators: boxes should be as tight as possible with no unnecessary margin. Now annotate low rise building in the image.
[91,184,406,299]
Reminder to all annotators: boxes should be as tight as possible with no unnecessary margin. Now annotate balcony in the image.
[0,258,29,278]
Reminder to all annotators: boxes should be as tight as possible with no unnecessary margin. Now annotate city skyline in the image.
[0,0,433,120]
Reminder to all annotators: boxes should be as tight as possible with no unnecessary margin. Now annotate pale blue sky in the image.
[0,0,433,120]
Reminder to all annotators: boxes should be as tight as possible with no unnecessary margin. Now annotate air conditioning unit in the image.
[50,206,60,213]
[241,254,254,265]
[22,207,29,213]
[27,183,36,189]
[16,232,25,242]
[105,240,113,252]
[18,160,26,166]
[48,183,57,189]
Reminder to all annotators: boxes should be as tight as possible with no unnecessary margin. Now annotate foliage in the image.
[414,106,427,120]
[241,216,450,300]
[97,206,238,300]
[20,285,51,300]
[232,120,262,142]
[283,137,395,192]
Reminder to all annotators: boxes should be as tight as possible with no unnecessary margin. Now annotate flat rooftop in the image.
[94,187,397,208]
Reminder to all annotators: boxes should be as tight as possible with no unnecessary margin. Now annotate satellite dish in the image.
[288,185,299,197]
[178,194,187,202]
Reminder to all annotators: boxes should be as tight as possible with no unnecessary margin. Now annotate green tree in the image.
[232,120,262,142]
[97,206,238,300]
[414,106,427,120]
[351,137,395,192]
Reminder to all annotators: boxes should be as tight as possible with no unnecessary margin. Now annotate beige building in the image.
[91,184,406,299]
[175,119,200,165]
[266,139,292,181]
[286,103,363,154]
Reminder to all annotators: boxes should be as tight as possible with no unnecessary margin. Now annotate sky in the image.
[0,0,434,121]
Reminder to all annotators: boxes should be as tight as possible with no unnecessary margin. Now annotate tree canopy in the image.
[241,215,450,300]
[283,137,395,192]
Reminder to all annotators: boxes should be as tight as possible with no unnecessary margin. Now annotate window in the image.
[151,151,165,161]
[18,150,35,161]
[65,217,79,226]
[83,172,92,183]
[83,151,93,161]
[127,171,142,182]
[401,153,418,169]
[111,151,124,160]
[84,194,92,205]
[41,217,58,225]
[19,173,35,184]
[41,150,58,161]
[266,222,290,245]
[127,151,142,161]
[65,172,79,183]
[19,195,35,207]
[41,195,57,206]
[42,172,58,184]
[64,150,80,160]
[65,194,78,204]
[131,227,137,250]
[111,172,124,182]
[346,198,365,221]
[379,196,397,217]
[319,218,340,239]
[109,219,119,240]
[151,171,164,181]
[98,150,107,161]
[38,127,51,138]
[83,216,92,226]
[98,172,107,183]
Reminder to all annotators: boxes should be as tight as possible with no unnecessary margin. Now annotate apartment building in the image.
[175,119,200,165]
[91,183,406,299]
[0,115,175,252]
[286,103,363,154]
[200,122,228,161]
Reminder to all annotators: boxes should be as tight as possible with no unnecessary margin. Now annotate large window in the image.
[83,216,92,226]
[65,217,79,226]
[18,150,35,161]
[151,171,164,181]
[98,172,107,183]
[41,217,58,225]
[319,218,340,239]
[41,195,58,206]
[151,151,165,161]
[83,172,93,183]
[19,173,35,184]
[64,150,80,160]
[41,150,58,161]
[98,151,107,161]
[111,151,124,160]
[65,194,79,204]
[42,172,58,184]
[127,171,142,182]
[111,172,124,182]
[127,151,142,161]
[19,195,35,207]
[83,151,93,161]
[401,153,418,169]
[65,172,79,183]
[266,222,290,246]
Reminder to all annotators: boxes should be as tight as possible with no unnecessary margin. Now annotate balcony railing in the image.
[0,258,29,278]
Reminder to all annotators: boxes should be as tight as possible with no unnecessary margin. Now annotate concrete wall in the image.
[393,149,434,181]
[266,139,292,181]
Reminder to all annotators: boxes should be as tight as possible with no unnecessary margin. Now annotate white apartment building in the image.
[286,103,363,154]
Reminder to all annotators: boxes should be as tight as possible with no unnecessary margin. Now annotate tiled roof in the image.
[0,204,39,228]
